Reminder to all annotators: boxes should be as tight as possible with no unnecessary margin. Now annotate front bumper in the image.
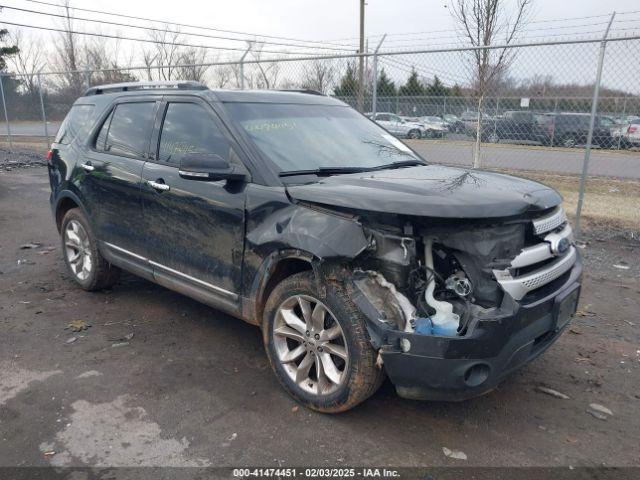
[357,251,583,401]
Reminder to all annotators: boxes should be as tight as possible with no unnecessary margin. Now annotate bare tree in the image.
[175,47,209,83]
[211,64,233,88]
[53,0,84,98]
[451,0,532,167]
[245,44,280,89]
[302,59,336,94]
[142,27,184,81]
[7,30,45,97]
[84,36,136,84]
[141,47,157,81]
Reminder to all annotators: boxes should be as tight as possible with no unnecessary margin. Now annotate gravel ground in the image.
[1,165,639,472]
[0,146,46,171]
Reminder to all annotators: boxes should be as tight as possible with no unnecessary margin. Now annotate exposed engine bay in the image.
[342,206,575,342]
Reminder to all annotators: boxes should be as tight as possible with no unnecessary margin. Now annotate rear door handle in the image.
[147,180,170,192]
[80,162,94,172]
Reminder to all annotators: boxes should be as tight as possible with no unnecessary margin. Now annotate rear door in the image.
[140,97,246,308]
[79,97,159,256]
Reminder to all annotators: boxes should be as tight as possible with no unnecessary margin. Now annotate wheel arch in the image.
[54,191,89,232]
[248,250,318,328]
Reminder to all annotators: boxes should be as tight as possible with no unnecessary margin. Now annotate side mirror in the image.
[178,153,246,182]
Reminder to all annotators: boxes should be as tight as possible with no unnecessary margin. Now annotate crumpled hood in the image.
[286,165,562,219]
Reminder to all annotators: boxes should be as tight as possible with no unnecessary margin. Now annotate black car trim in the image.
[103,241,238,299]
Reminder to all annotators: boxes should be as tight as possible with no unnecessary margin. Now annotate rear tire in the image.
[407,129,421,139]
[60,208,120,291]
[262,272,384,413]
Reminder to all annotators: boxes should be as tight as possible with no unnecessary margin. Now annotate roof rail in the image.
[84,80,208,96]
[277,89,324,96]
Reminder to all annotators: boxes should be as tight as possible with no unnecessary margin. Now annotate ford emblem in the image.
[555,237,570,255]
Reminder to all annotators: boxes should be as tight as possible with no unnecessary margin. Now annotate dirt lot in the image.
[1,166,639,470]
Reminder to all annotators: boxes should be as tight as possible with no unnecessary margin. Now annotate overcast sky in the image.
[2,0,639,92]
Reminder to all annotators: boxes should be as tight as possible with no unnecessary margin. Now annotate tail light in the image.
[46,149,55,166]
[628,125,638,134]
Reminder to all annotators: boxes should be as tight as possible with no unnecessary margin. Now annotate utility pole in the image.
[357,0,365,112]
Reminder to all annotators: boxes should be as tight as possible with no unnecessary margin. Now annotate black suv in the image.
[536,112,613,148]
[48,81,582,412]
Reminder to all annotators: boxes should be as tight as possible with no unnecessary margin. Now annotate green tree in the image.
[450,84,463,97]
[398,67,424,96]
[376,67,396,97]
[333,62,358,97]
[425,75,449,97]
[0,28,19,70]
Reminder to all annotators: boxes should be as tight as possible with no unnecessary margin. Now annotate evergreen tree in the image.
[398,68,424,96]
[450,84,463,97]
[333,62,358,97]
[376,68,396,97]
[425,75,449,97]
[0,28,19,70]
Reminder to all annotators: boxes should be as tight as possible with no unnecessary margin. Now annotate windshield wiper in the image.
[369,159,426,171]
[278,166,372,177]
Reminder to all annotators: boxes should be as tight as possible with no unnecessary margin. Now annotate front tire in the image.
[262,272,384,413]
[60,208,120,291]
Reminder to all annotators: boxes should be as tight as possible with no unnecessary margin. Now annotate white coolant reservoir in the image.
[424,238,460,336]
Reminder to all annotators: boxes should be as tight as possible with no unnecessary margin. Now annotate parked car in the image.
[369,112,426,139]
[481,110,551,144]
[49,81,581,412]
[415,116,449,138]
[612,118,640,148]
[535,113,613,148]
[460,111,493,136]
[443,114,465,133]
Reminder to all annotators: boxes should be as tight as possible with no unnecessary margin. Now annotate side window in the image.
[157,103,230,167]
[55,105,95,145]
[376,114,390,122]
[104,102,156,158]
[94,109,113,151]
[390,115,401,123]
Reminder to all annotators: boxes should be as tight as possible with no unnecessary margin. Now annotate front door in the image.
[140,98,246,307]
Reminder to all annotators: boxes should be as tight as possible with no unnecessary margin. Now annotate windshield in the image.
[225,103,423,173]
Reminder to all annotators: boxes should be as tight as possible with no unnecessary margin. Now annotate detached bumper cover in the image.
[361,251,583,401]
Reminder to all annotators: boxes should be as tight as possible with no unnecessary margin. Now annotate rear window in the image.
[97,102,156,158]
[55,105,95,145]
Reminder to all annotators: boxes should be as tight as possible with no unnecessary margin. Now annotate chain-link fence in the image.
[1,36,639,240]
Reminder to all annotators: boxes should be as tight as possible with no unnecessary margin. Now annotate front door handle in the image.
[147,180,170,192]
[80,162,94,172]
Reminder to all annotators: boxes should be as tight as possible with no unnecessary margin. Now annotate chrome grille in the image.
[493,210,577,301]
[532,208,568,235]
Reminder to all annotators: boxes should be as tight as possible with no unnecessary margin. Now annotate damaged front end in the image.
[326,207,582,401]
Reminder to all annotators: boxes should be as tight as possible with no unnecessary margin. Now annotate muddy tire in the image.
[262,271,384,413]
[60,208,120,291]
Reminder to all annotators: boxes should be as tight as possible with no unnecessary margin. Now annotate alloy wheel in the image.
[64,219,93,281]
[273,295,349,396]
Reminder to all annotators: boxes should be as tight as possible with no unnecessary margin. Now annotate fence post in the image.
[616,94,627,150]
[84,70,91,90]
[575,12,616,238]
[0,73,12,150]
[239,43,253,90]
[443,96,447,115]
[493,97,500,138]
[371,35,386,118]
[37,73,50,148]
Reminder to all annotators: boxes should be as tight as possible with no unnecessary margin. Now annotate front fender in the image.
[246,204,369,259]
